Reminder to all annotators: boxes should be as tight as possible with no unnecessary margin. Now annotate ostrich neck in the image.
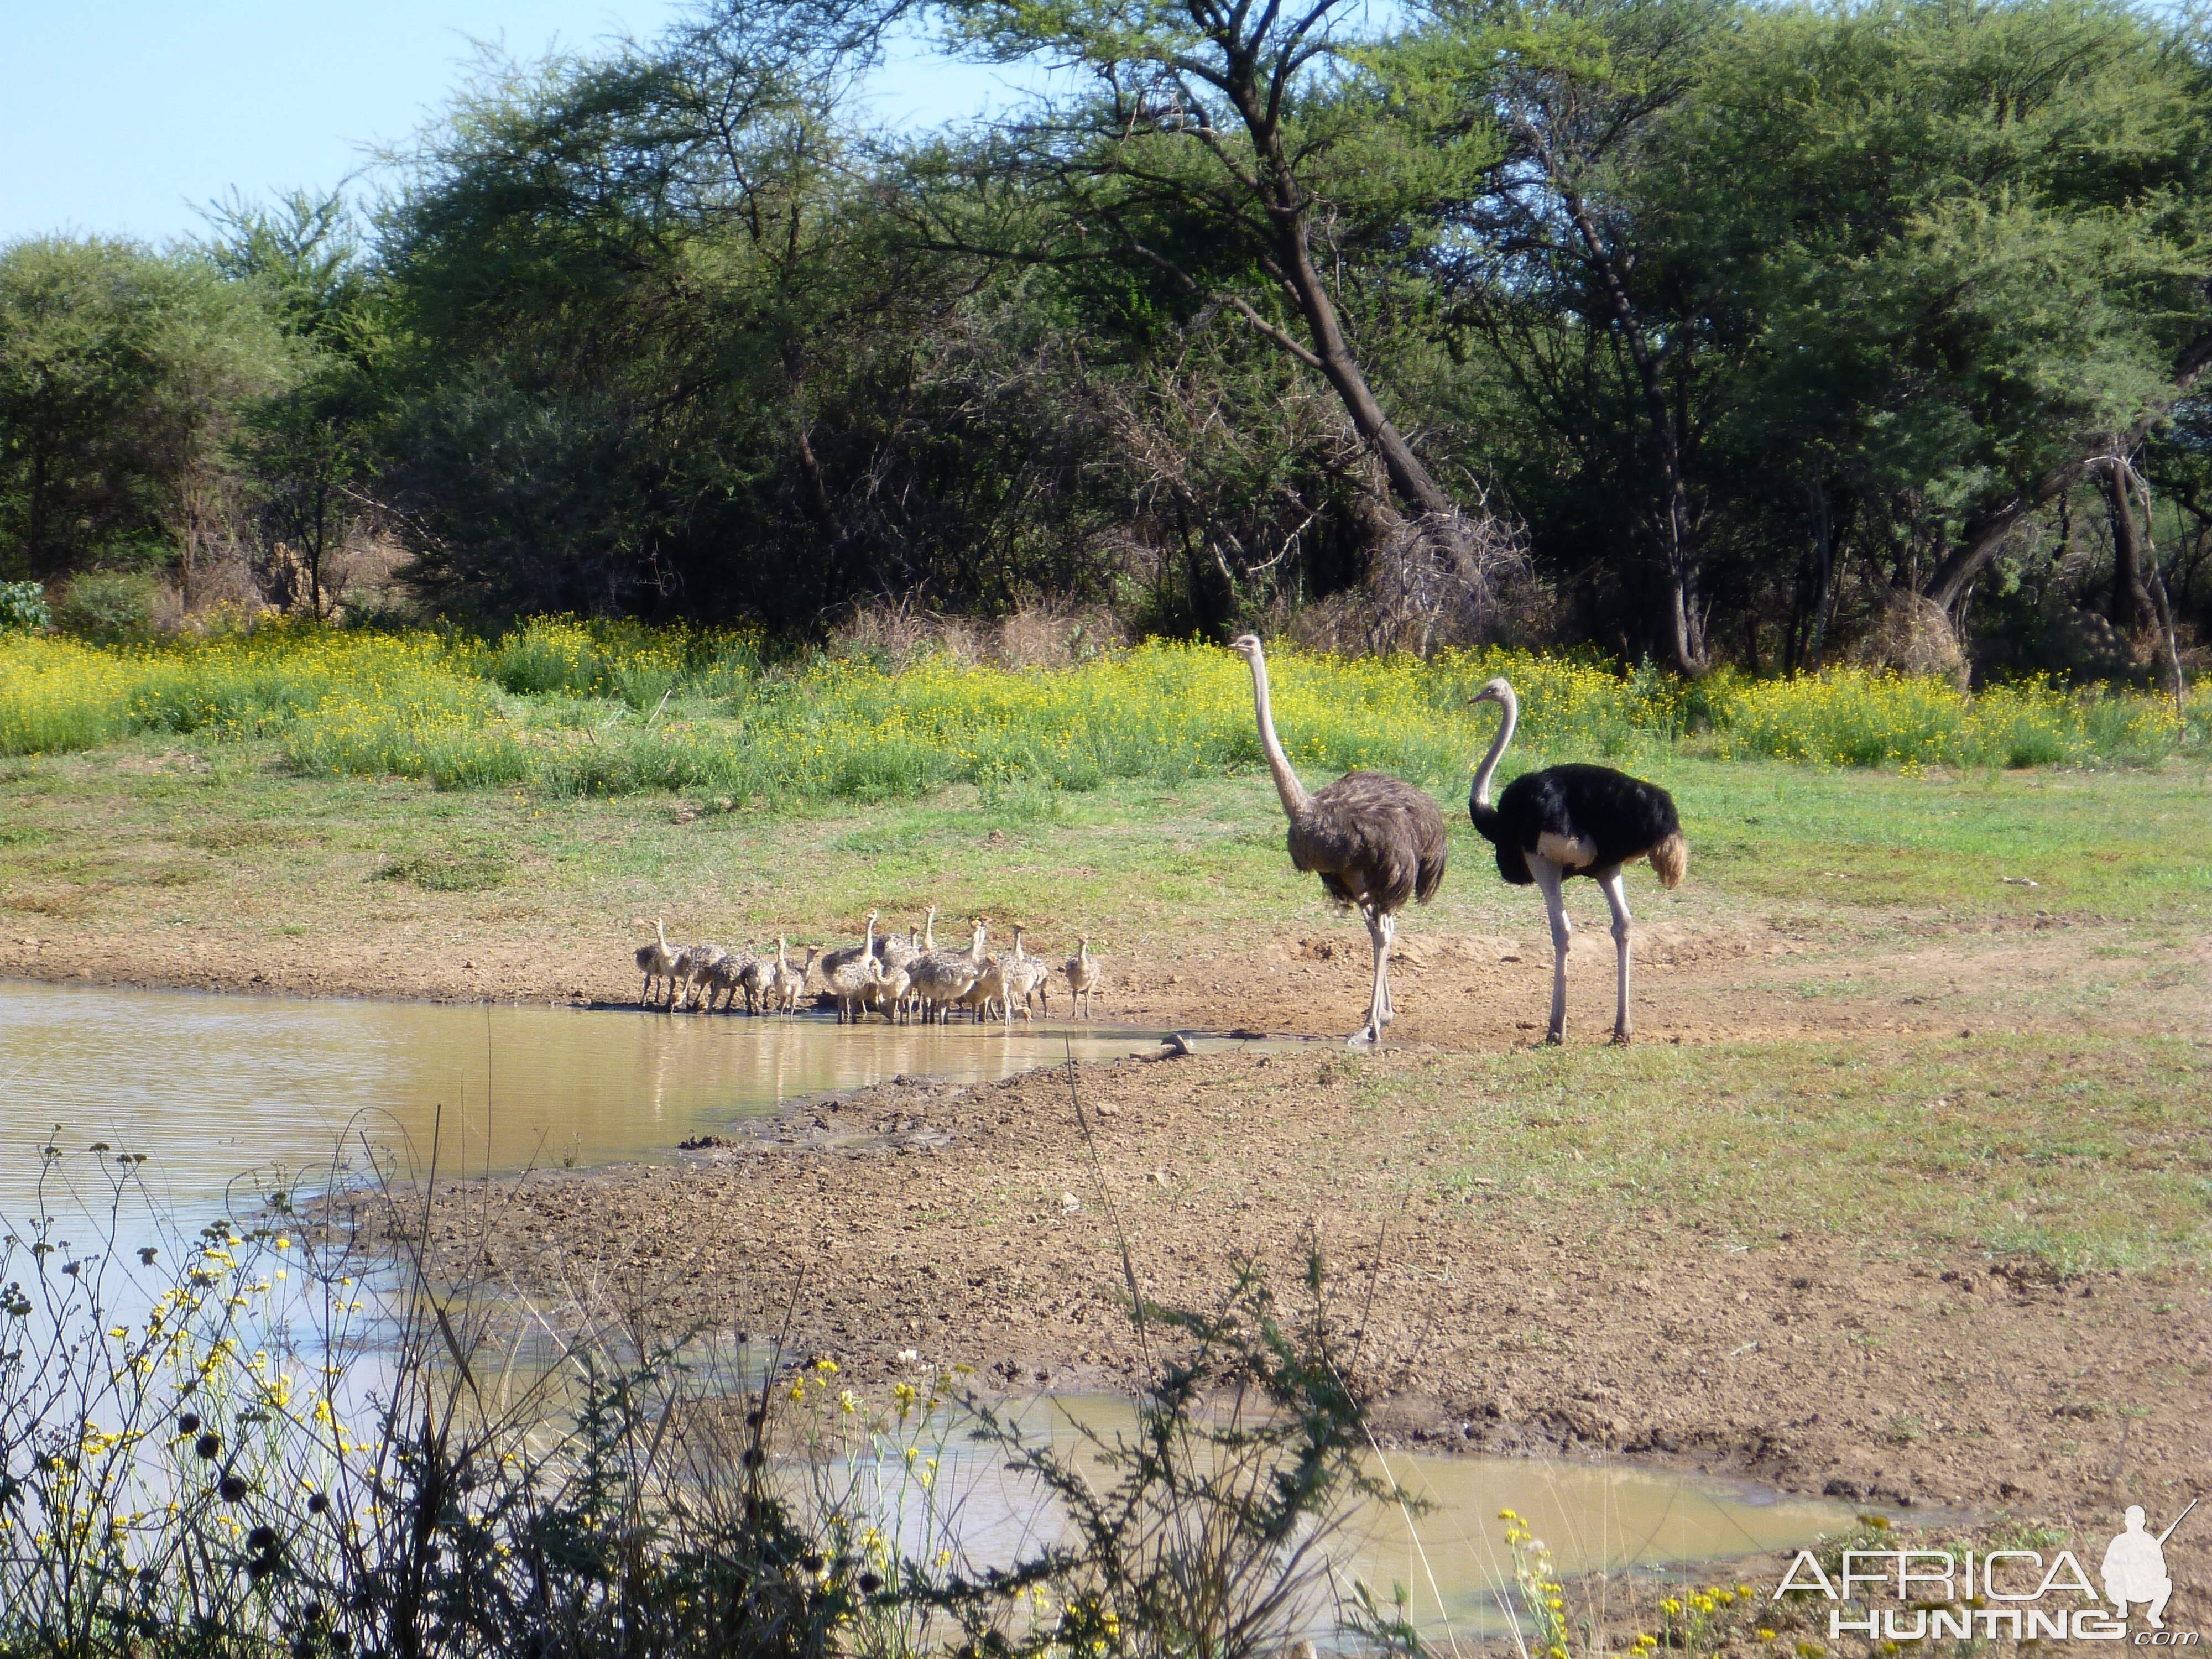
[1470,690,1520,809]
[1246,653,1311,818]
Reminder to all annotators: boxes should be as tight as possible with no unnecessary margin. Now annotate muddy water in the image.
[0,980,1856,1630]
[840,1395,1856,1639]
[0,980,1242,1222]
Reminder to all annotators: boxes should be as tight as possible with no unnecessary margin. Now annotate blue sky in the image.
[0,2,1045,247]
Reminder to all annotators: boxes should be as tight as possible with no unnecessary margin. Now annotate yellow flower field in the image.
[0,618,2200,802]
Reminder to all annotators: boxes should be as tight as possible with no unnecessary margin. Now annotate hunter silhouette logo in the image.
[1773,1499,2198,1644]
[2105,1501,2192,1630]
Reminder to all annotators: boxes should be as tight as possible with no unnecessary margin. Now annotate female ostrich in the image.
[1466,677,1687,1045]
[1229,635,1448,1047]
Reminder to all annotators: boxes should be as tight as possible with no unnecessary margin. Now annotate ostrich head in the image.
[1471,676,1512,706]
[1226,633,1262,661]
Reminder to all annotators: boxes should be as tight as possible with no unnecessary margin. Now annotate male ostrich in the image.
[1466,677,1687,1045]
[1228,635,1447,1047]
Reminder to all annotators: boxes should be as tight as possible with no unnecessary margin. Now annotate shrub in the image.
[0,580,49,632]
[53,571,159,640]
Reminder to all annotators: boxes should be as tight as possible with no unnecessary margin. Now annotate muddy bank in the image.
[323,1047,2210,1622]
[9,906,2197,1050]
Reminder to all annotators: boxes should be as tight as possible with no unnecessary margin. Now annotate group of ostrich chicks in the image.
[631,906,1104,1027]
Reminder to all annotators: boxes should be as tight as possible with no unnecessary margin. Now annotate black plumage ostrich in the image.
[1466,677,1687,1044]
[1229,635,1448,1047]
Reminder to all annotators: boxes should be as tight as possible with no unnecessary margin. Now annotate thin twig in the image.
[1062,1042,1151,1373]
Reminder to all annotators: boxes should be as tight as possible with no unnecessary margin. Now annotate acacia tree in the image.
[1715,0,2212,630]
[1403,0,1736,672]
[909,0,1504,554]
[0,238,297,582]
[1411,0,2212,669]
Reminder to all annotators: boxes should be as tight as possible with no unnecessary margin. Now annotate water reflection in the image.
[821,1394,1858,1640]
[0,980,1233,1222]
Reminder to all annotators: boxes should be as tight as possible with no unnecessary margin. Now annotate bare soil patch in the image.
[321,1038,2211,1630]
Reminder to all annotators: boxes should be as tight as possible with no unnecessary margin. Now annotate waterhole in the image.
[0,979,1243,1218]
[823,1394,1857,1639]
[0,979,1858,1632]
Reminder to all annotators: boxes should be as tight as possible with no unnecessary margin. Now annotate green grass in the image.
[1,740,2205,950]
[1355,1034,2212,1273]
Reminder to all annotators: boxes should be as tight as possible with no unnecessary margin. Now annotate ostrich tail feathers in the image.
[1650,831,1688,890]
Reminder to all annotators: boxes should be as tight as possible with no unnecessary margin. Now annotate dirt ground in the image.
[7,896,2204,1044]
[264,908,2212,1640]
[13,852,2210,1629]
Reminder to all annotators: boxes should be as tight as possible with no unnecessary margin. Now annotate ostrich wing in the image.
[1292,772,1448,912]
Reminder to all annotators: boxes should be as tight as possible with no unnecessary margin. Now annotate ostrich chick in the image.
[1228,635,1446,1047]
[1063,935,1100,1021]
[775,945,821,1014]
[634,919,680,1009]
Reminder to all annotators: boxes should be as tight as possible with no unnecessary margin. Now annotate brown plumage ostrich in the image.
[1228,635,1447,1047]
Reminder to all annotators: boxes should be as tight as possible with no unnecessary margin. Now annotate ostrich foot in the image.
[1346,1023,1379,1048]
[1543,1030,1564,1047]
[1610,1027,1632,1046]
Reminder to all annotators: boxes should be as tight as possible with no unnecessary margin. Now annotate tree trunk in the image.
[1526,124,1709,675]
[2099,464,2157,636]
[1273,224,1455,522]
[1923,329,2212,613]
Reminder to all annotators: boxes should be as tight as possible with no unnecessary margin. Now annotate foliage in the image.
[1409,0,2212,667]
[0,581,48,632]
[0,238,301,581]
[51,571,160,640]
[0,1145,1406,1659]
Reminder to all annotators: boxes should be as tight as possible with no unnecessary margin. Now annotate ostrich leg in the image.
[1376,910,1397,1024]
[1349,908,1388,1048]
[1598,867,1634,1044]
[1530,855,1572,1044]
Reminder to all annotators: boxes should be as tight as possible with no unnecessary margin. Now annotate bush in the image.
[53,571,159,640]
[0,580,49,632]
